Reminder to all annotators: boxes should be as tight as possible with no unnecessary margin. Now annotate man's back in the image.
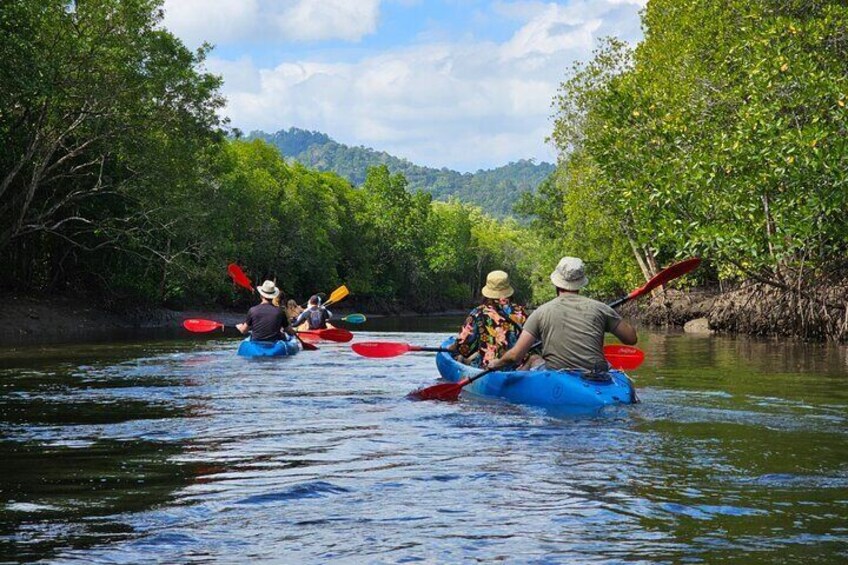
[245,303,286,341]
[523,293,621,370]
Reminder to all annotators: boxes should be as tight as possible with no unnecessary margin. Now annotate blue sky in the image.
[163,0,645,171]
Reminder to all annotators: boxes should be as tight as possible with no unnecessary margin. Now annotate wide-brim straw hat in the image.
[550,256,589,290]
[481,270,514,299]
[257,280,280,299]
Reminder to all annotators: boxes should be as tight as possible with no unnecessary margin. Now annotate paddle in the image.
[608,257,701,308]
[411,257,700,402]
[183,318,318,351]
[183,318,224,333]
[298,327,353,343]
[334,313,366,324]
[351,341,448,358]
[323,285,350,307]
[291,333,319,351]
[301,285,349,308]
[353,341,641,365]
[408,345,645,401]
[602,344,645,370]
[227,263,254,293]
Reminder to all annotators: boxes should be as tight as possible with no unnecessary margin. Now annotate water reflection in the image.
[0,345,218,562]
[0,329,845,564]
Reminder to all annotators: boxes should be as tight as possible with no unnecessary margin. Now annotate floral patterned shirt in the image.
[456,298,527,368]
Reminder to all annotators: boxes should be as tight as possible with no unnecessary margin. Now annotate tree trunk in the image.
[627,235,652,281]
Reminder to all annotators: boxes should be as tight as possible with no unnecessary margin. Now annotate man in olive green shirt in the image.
[488,256,637,372]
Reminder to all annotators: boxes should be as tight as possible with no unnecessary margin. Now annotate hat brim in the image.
[481,286,514,299]
[550,272,588,291]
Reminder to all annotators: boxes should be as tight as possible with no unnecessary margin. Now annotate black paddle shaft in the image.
[416,347,453,353]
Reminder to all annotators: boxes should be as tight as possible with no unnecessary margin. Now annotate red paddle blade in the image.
[305,328,353,342]
[630,258,701,300]
[351,341,412,358]
[297,332,321,343]
[408,381,465,402]
[183,319,223,333]
[227,263,254,293]
[604,345,645,370]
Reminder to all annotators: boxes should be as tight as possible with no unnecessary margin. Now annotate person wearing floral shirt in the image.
[452,270,527,368]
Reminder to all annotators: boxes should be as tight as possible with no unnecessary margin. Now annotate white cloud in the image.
[180,1,643,170]
[277,0,381,42]
[501,6,603,60]
[205,56,261,93]
[162,0,259,46]
[161,0,381,47]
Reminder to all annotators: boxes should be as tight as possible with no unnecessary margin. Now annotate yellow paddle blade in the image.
[324,284,349,306]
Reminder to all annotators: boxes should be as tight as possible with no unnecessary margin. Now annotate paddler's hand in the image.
[236,322,248,334]
[487,357,507,370]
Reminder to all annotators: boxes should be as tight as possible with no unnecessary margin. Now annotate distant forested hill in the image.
[249,128,555,217]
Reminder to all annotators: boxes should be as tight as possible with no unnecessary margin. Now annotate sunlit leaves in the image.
[543,0,847,289]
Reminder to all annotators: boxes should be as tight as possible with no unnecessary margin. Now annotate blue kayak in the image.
[237,337,299,357]
[434,338,636,413]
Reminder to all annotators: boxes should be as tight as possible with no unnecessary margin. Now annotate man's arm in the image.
[236,312,251,334]
[292,309,309,327]
[487,330,537,370]
[611,319,637,345]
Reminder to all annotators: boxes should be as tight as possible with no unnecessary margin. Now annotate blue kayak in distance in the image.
[434,338,636,414]
[237,338,299,358]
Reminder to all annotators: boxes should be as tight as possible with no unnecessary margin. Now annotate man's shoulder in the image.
[532,298,560,313]
[570,294,619,317]
[574,293,606,306]
[533,294,608,312]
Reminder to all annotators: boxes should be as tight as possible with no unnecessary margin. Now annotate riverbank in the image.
[0,294,467,345]
[0,294,243,345]
[634,282,848,342]
[5,284,844,345]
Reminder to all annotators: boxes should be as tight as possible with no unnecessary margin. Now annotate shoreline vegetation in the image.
[2,1,846,343]
[3,285,838,346]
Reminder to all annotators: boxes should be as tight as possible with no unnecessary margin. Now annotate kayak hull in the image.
[434,338,636,413]
[237,338,299,357]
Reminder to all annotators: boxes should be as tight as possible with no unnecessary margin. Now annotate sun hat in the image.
[257,280,280,299]
[550,256,589,290]
[481,270,514,299]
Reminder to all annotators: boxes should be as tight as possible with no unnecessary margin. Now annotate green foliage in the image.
[538,0,848,297]
[0,0,225,301]
[250,128,556,218]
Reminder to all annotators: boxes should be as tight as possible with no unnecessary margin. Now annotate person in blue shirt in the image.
[293,295,333,330]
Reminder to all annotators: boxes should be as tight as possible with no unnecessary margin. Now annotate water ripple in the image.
[1,331,846,564]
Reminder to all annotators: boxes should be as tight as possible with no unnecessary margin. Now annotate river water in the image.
[1,319,846,563]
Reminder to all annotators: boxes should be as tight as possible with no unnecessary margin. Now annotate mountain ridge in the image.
[248,127,555,217]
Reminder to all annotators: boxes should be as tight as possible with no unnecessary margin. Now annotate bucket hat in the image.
[481,270,514,299]
[550,257,589,290]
